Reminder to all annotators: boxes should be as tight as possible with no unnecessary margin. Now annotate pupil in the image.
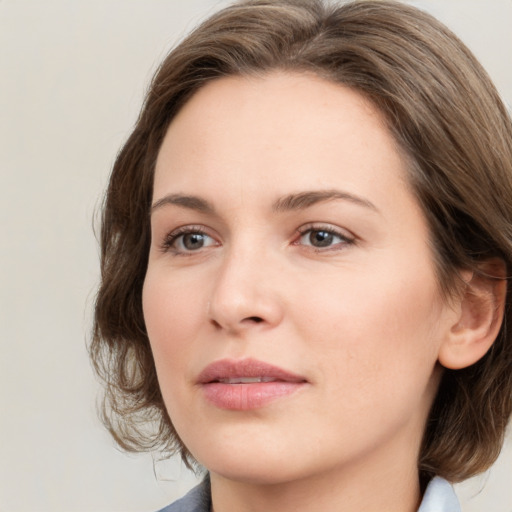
[310,230,333,247]
[183,233,204,250]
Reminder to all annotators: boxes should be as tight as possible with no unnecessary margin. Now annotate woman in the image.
[91,1,512,511]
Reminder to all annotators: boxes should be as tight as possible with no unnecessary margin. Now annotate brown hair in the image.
[91,0,512,481]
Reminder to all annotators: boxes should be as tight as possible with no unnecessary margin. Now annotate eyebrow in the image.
[272,189,378,213]
[150,189,378,215]
[151,194,215,214]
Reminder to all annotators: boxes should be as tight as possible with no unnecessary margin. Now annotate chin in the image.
[207,459,305,486]
[188,439,306,486]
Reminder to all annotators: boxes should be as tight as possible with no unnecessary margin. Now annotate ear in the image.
[438,259,507,370]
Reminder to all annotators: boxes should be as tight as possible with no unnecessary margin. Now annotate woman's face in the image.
[143,72,455,485]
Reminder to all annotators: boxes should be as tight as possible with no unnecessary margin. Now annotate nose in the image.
[207,244,284,334]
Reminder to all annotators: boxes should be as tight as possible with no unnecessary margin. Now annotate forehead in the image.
[153,71,410,210]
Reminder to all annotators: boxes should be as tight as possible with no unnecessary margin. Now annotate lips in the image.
[197,358,307,410]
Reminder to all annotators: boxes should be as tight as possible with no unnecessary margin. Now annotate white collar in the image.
[418,477,461,512]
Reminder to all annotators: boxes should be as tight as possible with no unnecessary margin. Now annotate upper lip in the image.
[197,358,306,384]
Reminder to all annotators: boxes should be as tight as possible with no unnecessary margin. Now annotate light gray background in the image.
[1,1,511,511]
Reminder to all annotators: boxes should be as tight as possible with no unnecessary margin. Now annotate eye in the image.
[296,226,354,250]
[162,227,218,254]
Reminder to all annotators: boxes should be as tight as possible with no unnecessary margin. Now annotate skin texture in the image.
[143,72,463,512]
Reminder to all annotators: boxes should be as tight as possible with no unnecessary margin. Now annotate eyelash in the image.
[159,224,356,255]
[160,225,216,255]
[294,224,356,252]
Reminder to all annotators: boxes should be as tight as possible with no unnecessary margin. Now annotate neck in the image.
[210,449,422,512]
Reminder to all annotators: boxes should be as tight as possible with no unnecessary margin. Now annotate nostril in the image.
[246,316,264,323]
[209,315,264,330]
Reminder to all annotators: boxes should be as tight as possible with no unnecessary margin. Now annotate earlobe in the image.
[438,260,507,370]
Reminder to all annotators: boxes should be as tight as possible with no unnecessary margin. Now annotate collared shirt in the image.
[418,477,461,512]
[158,475,461,512]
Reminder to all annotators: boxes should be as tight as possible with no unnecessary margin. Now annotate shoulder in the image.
[417,477,461,512]
[156,479,211,512]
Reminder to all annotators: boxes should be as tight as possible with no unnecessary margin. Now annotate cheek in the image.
[298,262,444,392]
[142,270,212,442]
[142,270,204,382]
[290,265,445,457]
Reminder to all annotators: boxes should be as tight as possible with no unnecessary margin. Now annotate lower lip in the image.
[201,381,305,410]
